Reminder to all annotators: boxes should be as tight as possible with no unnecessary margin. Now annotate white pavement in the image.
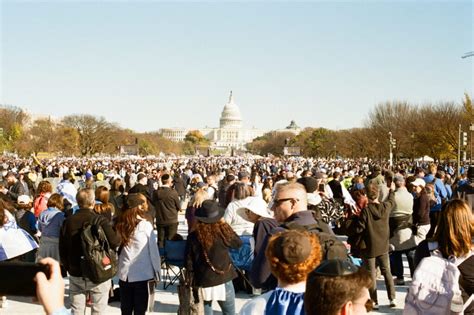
[1,214,409,314]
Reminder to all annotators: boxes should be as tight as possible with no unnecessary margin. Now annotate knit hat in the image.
[272,230,312,264]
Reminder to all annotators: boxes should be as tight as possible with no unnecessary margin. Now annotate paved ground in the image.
[0,214,409,314]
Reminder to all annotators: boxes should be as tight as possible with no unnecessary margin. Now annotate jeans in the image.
[390,248,415,280]
[69,276,111,315]
[156,223,178,248]
[119,279,151,315]
[203,281,236,315]
[363,253,396,303]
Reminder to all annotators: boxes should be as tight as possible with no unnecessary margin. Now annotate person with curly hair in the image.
[185,200,242,315]
[239,229,322,314]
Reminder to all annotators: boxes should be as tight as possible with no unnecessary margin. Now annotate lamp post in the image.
[388,131,396,169]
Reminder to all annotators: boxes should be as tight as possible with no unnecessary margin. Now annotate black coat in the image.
[185,229,242,288]
[153,186,180,225]
[59,208,120,277]
[352,191,395,258]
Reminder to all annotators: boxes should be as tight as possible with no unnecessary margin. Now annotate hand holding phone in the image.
[35,258,65,315]
[0,261,50,296]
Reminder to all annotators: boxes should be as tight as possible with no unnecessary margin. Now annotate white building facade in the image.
[159,92,267,150]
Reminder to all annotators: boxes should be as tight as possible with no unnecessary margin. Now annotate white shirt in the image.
[118,219,161,282]
[223,197,255,236]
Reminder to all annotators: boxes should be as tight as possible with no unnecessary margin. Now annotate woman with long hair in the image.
[185,200,242,315]
[115,193,161,315]
[94,186,115,222]
[414,199,474,313]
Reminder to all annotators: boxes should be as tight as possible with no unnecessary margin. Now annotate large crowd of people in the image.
[0,155,472,314]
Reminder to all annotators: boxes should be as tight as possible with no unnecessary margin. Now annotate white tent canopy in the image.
[415,155,434,162]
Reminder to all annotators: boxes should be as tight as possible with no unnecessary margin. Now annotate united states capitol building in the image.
[159,92,301,150]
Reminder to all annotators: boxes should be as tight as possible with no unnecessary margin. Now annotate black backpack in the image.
[281,221,349,261]
[80,215,118,284]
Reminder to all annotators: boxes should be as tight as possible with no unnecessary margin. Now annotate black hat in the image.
[312,259,359,277]
[125,193,145,209]
[297,177,318,193]
[195,200,224,224]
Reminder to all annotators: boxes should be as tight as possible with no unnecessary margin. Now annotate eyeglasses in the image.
[272,197,298,207]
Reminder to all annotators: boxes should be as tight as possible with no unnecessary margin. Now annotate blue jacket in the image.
[38,207,65,238]
[423,174,447,212]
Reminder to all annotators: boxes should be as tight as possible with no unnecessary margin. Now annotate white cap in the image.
[412,178,426,187]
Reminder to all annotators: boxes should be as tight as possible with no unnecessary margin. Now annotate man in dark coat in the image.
[350,183,396,309]
[153,173,181,248]
[249,182,334,291]
[1,171,27,203]
[59,188,120,314]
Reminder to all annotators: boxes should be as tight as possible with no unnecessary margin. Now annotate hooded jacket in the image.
[354,191,396,258]
[38,207,65,238]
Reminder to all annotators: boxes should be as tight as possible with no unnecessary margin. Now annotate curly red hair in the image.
[266,230,322,284]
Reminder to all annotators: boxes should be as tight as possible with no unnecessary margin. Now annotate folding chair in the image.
[162,239,187,289]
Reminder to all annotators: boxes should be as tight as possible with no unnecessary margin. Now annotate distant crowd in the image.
[0,155,472,315]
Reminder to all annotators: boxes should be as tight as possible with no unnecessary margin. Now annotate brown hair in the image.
[0,199,15,228]
[305,266,372,315]
[47,193,64,210]
[194,220,237,253]
[191,189,209,208]
[36,181,53,195]
[115,203,147,247]
[94,186,114,215]
[434,199,474,258]
[266,230,322,284]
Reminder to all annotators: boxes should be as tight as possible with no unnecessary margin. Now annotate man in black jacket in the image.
[1,171,27,203]
[59,188,120,315]
[153,173,181,248]
[249,182,332,290]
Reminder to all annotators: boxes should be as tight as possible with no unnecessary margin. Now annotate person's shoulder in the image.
[239,291,272,315]
[137,219,153,232]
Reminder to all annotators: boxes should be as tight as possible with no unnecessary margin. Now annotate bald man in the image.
[249,182,332,290]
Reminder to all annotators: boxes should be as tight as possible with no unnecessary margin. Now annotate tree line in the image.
[247,94,472,161]
[1,94,471,159]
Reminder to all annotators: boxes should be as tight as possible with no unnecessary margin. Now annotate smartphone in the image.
[0,262,51,296]
[318,184,325,192]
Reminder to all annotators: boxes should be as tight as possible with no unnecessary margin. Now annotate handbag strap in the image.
[202,249,231,275]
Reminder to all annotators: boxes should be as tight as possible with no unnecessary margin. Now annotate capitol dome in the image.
[219,91,242,129]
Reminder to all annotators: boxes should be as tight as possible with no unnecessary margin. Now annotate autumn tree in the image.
[62,114,116,156]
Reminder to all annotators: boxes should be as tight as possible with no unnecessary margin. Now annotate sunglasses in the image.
[272,197,298,206]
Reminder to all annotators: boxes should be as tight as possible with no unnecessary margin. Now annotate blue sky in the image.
[1,0,472,132]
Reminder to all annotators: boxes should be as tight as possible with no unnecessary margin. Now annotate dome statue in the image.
[219,91,242,129]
